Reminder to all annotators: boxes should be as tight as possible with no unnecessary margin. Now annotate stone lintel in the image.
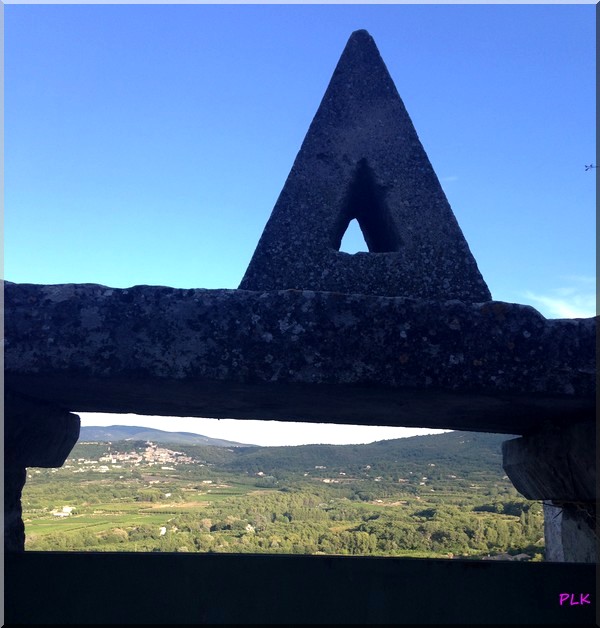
[5,282,595,435]
[502,422,597,563]
[4,392,81,551]
[501,422,595,502]
[5,391,81,468]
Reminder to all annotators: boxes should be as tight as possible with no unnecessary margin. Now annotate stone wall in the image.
[5,282,595,434]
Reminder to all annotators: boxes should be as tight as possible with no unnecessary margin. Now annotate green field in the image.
[22,433,545,559]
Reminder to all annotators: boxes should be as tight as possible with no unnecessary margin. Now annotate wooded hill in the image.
[73,429,517,488]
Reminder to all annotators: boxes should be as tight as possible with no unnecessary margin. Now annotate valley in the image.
[22,430,545,560]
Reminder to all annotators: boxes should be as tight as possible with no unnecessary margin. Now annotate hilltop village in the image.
[69,442,198,471]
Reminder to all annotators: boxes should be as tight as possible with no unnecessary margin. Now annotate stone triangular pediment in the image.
[239,29,491,302]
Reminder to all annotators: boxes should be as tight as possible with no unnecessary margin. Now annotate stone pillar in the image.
[4,391,80,552]
[502,421,596,563]
[543,500,597,563]
[5,467,27,554]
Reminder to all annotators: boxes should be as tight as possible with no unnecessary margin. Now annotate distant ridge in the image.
[221,430,515,476]
[79,425,255,448]
[75,428,516,483]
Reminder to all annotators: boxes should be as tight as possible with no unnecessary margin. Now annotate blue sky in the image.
[5,4,596,445]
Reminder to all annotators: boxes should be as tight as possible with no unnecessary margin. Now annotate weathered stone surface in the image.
[501,422,595,501]
[502,423,596,563]
[239,30,491,301]
[543,501,597,563]
[4,467,27,553]
[5,391,81,468]
[4,282,594,434]
[4,392,81,551]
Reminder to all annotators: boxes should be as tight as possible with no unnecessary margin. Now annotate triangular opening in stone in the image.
[332,159,401,253]
[239,30,491,301]
[339,219,369,254]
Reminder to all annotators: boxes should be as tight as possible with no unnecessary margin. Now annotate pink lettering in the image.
[560,593,591,606]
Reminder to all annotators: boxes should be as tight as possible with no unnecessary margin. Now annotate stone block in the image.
[239,30,490,301]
